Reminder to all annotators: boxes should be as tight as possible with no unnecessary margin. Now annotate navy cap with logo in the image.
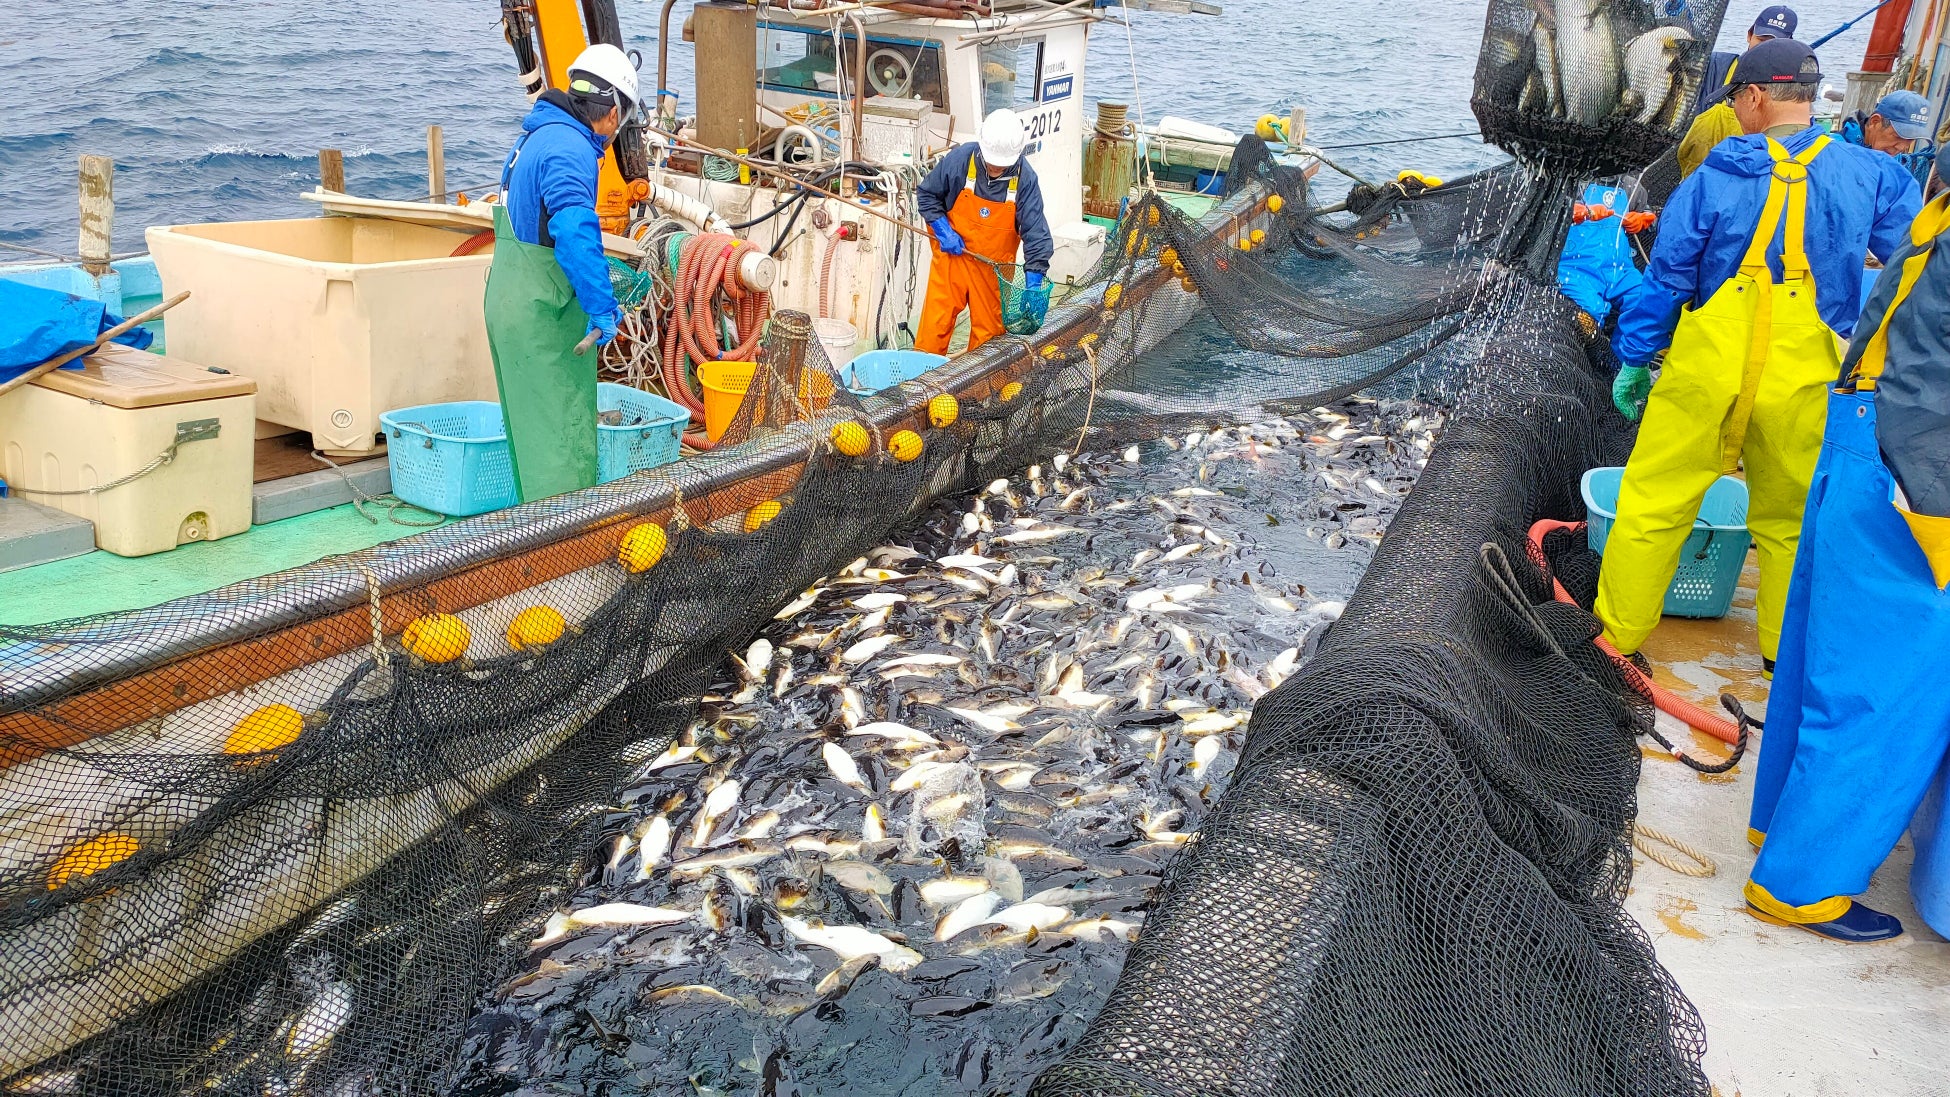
[1702,38,1820,106]
[1875,89,1932,140]
[1750,4,1798,39]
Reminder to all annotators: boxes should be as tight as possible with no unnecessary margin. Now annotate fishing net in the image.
[1472,0,1727,175]
[0,127,1699,1094]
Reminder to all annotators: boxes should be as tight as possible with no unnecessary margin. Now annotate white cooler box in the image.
[147,216,497,456]
[0,345,256,557]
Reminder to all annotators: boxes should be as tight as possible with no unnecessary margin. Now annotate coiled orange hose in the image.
[657,234,772,450]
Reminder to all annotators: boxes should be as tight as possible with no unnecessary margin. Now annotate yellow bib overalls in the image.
[1597,137,1841,663]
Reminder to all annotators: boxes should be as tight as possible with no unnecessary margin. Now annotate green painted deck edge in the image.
[0,504,442,627]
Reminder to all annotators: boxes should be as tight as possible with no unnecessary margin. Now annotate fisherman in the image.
[485,43,638,501]
[1601,38,1919,676]
[1677,5,1798,178]
[915,109,1055,356]
[1556,182,1655,332]
[1745,192,1950,943]
[1838,88,1932,160]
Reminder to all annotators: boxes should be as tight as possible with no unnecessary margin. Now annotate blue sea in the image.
[1,0,1879,256]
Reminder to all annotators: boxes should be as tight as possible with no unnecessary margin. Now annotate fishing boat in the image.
[0,0,1334,1077]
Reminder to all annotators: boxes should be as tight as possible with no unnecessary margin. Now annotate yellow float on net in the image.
[507,606,567,651]
[1079,333,1100,349]
[831,420,871,457]
[745,500,783,532]
[1147,206,1161,227]
[1104,283,1124,310]
[1268,194,1285,213]
[1159,246,1178,269]
[928,394,960,428]
[47,833,140,891]
[999,381,1024,402]
[1250,228,1267,244]
[223,704,305,757]
[617,522,668,573]
[402,613,471,664]
[1180,277,1199,294]
[888,430,924,462]
[1239,239,1254,252]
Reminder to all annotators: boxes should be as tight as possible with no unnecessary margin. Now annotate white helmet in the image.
[567,43,641,114]
[979,109,1028,168]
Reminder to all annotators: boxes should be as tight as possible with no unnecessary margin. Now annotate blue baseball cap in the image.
[1875,90,1932,140]
[1750,5,1798,39]
[1703,38,1820,105]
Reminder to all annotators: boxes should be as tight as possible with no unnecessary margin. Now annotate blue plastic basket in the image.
[1582,467,1751,619]
[383,385,691,516]
[596,383,689,483]
[842,350,949,395]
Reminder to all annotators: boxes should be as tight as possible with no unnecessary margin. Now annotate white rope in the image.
[1120,7,1155,192]
[355,563,391,671]
[1633,822,1717,878]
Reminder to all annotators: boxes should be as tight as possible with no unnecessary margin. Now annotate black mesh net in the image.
[0,121,1700,1094]
[1471,0,1726,175]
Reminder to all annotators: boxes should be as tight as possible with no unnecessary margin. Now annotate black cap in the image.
[1702,38,1820,106]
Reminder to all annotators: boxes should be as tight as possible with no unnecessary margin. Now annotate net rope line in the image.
[308,451,445,528]
[1633,823,1718,878]
[1070,338,1102,458]
[354,562,390,671]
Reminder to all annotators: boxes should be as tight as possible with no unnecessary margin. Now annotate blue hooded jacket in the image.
[1613,125,1921,367]
[500,92,620,323]
[1556,182,1646,325]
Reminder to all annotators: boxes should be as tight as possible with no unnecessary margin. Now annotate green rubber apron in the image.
[484,202,598,502]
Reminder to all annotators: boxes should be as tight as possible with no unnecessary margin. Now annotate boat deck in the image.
[1629,556,1950,1094]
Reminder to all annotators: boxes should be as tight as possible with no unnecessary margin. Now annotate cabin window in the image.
[979,38,1044,116]
[758,24,948,110]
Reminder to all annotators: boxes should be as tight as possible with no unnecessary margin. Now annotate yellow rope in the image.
[1633,822,1717,878]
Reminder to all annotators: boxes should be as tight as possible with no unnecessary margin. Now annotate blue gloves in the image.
[589,308,622,348]
[930,216,965,257]
[1021,270,1050,326]
[1613,364,1653,421]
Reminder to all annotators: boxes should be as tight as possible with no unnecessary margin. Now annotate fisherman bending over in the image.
[915,110,1055,356]
[1600,39,1919,676]
[1556,182,1654,333]
[1839,88,1932,163]
[1677,5,1798,178]
[1746,192,1950,943]
[485,44,639,501]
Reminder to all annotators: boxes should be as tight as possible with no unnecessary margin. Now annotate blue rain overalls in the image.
[1597,137,1840,663]
[1746,191,1950,930]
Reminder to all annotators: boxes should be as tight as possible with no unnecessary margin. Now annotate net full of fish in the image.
[453,399,1440,1097]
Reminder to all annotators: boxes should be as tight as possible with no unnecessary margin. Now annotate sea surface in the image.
[2,0,1879,256]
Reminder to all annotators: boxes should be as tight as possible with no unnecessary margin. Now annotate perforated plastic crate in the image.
[842,350,949,395]
[1583,467,1751,619]
[597,384,688,483]
[380,401,518,517]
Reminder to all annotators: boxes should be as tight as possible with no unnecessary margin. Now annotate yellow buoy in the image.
[224,704,305,757]
[830,420,871,457]
[1147,206,1161,227]
[1079,333,1100,349]
[928,394,959,428]
[1159,246,1178,269]
[1180,277,1199,294]
[1251,229,1267,244]
[618,522,668,573]
[507,606,567,651]
[402,613,470,663]
[1041,344,1063,359]
[1255,114,1284,142]
[1104,283,1124,310]
[47,833,140,890]
[888,430,924,462]
[1268,194,1285,213]
[745,500,783,532]
[999,381,1023,402]
[1239,239,1254,252]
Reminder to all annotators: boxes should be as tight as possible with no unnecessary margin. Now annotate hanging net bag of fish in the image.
[1470,0,1727,175]
[996,262,1045,337]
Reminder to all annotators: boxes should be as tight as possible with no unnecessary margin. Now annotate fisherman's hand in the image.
[1022,271,1051,325]
[1613,364,1653,421]
[930,216,965,257]
[1622,211,1658,235]
[590,308,622,348]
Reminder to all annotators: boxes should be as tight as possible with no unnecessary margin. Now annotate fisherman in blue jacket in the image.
[1597,39,1920,676]
[1556,182,1649,330]
[484,43,641,502]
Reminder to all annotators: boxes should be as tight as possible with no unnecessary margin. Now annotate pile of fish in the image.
[1484,0,1703,129]
[456,398,1441,1097]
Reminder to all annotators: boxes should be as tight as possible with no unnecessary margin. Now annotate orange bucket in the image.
[696,361,835,443]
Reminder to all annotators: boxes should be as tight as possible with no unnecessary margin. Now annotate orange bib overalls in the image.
[916,157,1020,356]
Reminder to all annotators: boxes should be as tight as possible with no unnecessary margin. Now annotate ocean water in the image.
[1,0,1878,256]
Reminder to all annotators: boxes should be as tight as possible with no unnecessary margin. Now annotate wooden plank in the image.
[319,149,345,193]
[77,155,113,275]
[427,125,447,204]
[252,433,326,484]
